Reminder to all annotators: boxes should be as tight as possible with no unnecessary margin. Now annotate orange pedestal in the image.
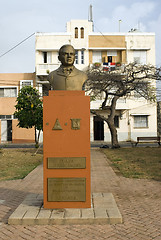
[43,91,91,208]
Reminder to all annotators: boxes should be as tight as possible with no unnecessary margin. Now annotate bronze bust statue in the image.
[48,44,87,90]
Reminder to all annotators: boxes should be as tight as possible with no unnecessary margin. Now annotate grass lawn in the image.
[0,148,43,181]
[102,147,161,181]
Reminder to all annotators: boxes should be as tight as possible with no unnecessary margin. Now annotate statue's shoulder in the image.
[49,67,61,76]
[48,67,61,83]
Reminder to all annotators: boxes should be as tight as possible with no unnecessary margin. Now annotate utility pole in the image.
[119,19,122,32]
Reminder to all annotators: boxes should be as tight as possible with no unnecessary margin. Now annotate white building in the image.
[35,19,157,142]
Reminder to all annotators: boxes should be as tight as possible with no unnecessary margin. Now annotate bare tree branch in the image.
[85,63,161,148]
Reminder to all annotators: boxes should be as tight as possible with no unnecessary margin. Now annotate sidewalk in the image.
[0,149,161,239]
[0,141,159,149]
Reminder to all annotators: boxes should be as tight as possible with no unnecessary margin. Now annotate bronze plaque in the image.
[71,118,81,130]
[52,118,63,130]
[47,157,86,169]
[47,178,86,202]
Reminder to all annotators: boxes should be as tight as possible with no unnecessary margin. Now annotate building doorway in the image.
[7,120,12,141]
[1,120,12,142]
[108,56,112,63]
[94,116,104,140]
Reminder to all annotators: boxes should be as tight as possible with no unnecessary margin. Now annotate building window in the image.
[43,51,52,63]
[134,115,148,128]
[81,27,84,38]
[114,116,119,128]
[0,115,13,119]
[75,27,78,38]
[0,87,17,97]
[92,51,102,63]
[43,52,47,63]
[20,80,33,89]
[133,50,147,64]
[107,50,117,56]
[81,50,84,64]
[134,57,140,64]
[75,50,79,64]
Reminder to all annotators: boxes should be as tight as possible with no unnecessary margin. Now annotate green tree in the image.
[14,86,43,145]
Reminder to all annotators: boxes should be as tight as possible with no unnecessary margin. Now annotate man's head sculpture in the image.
[48,44,87,90]
[58,45,75,67]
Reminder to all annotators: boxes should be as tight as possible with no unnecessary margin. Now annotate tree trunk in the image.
[35,127,37,144]
[35,127,39,147]
[106,95,120,148]
[106,120,120,148]
[37,130,41,144]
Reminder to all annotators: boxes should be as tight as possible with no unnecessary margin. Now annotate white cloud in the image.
[96,1,156,32]
[148,13,161,66]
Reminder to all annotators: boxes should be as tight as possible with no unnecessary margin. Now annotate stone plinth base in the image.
[8,193,122,225]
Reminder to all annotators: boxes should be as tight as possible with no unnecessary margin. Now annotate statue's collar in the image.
[57,65,76,76]
[60,65,74,73]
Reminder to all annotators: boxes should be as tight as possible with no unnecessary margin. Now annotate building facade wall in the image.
[90,101,157,142]
[126,34,156,65]
[12,120,35,143]
[0,73,36,144]
[89,35,126,48]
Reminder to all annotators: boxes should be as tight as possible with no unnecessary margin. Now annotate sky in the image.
[0,0,161,73]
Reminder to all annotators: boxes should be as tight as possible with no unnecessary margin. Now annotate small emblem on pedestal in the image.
[71,119,81,130]
[52,119,63,130]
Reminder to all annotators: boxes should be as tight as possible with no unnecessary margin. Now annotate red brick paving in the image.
[0,149,161,239]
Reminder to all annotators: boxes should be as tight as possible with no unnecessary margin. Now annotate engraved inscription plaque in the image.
[48,178,86,202]
[47,157,86,169]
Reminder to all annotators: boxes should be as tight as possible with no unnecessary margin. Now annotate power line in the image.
[0,33,35,58]
[94,25,118,43]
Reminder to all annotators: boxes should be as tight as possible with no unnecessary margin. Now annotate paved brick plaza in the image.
[0,149,161,239]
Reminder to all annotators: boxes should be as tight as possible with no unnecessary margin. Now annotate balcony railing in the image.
[92,62,122,72]
[36,63,59,75]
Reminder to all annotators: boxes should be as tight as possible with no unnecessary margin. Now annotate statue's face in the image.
[58,46,75,66]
